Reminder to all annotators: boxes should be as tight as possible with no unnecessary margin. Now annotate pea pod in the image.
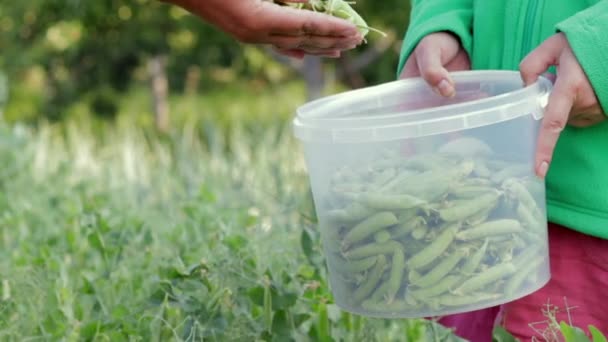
[490,164,530,183]
[408,275,462,299]
[455,262,516,294]
[344,240,402,259]
[464,208,493,226]
[331,183,367,193]
[353,254,387,303]
[329,255,377,275]
[391,216,425,240]
[385,247,406,302]
[450,185,497,199]
[438,293,502,307]
[407,222,460,270]
[505,256,545,296]
[374,231,391,243]
[516,202,544,234]
[439,192,500,222]
[371,168,397,187]
[343,212,398,246]
[409,249,466,288]
[358,193,426,210]
[503,178,541,218]
[438,137,493,158]
[411,224,429,240]
[460,239,489,274]
[473,159,492,178]
[326,203,374,223]
[456,219,523,241]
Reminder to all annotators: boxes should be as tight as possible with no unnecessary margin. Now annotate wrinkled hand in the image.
[520,33,605,178]
[163,0,363,58]
[399,32,471,96]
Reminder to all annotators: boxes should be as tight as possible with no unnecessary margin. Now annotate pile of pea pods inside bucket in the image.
[293,71,554,317]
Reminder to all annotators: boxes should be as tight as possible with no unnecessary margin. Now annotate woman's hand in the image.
[163,0,364,58]
[520,33,605,178]
[399,32,471,96]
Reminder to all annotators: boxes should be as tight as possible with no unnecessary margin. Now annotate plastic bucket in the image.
[293,71,553,318]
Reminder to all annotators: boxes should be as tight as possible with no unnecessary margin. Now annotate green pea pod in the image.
[455,262,516,294]
[403,154,456,171]
[391,216,425,240]
[511,245,543,269]
[438,137,493,158]
[456,219,523,241]
[397,209,418,223]
[505,256,545,296]
[461,177,493,187]
[343,212,398,246]
[408,275,462,300]
[331,183,367,193]
[410,249,466,288]
[344,240,402,259]
[407,222,460,270]
[464,208,493,226]
[358,193,426,210]
[503,178,542,218]
[473,158,492,178]
[437,293,502,307]
[516,202,545,234]
[385,160,472,198]
[353,255,387,302]
[374,231,391,243]
[411,224,429,240]
[439,192,500,222]
[460,239,489,274]
[385,246,406,302]
[450,186,497,199]
[329,255,378,275]
[371,168,397,187]
[490,164,530,183]
[326,203,374,223]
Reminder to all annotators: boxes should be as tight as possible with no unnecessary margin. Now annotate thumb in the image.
[415,46,455,97]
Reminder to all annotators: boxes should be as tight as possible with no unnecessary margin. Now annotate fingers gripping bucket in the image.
[292,71,553,318]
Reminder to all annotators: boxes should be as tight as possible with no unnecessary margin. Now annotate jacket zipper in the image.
[521,0,540,60]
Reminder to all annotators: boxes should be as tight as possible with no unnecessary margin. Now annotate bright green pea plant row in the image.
[321,137,548,316]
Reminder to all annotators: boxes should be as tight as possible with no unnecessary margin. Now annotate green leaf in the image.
[87,231,106,253]
[560,322,591,342]
[270,310,293,341]
[493,326,518,342]
[224,234,247,252]
[300,229,314,262]
[315,301,331,342]
[589,326,608,342]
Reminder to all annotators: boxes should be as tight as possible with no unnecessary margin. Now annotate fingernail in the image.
[537,161,549,179]
[436,79,455,97]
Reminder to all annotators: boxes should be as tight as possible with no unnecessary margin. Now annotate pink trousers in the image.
[438,223,608,342]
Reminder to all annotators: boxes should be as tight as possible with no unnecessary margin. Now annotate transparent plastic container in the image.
[293,71,553,318]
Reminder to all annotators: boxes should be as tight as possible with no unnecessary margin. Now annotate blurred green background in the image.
[0,0,409,129]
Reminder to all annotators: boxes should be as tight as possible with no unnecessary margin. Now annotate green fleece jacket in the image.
[397,0,608,239]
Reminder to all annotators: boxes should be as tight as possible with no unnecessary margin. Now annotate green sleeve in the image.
[396,0,473,77]
[556,0,608,114]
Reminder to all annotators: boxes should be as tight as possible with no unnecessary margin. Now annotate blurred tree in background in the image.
[0,0,410,129]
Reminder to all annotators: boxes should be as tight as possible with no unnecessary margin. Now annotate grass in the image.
[0,117,465,341]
